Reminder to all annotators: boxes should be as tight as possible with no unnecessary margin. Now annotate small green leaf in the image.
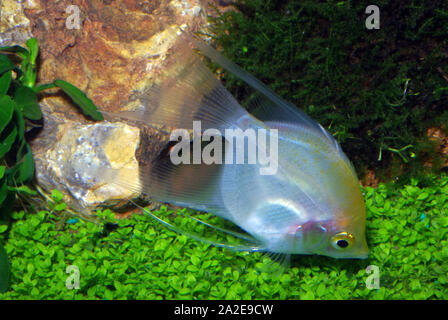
[21,60,37,88]
[0,179,7,205]
[0,225,7,234]
[17,144,34,183]
[34,83,57,93]
[14,86,42,120]
[11,210,24,220]
[0,125,17,159]
[0,95,14,134]
[417,192,429,201]
[54,80,104,121]
[0,166,5,179]
[51,189,63,202]
[0,244,9,293]
[0,45,29,59]
[26,38,39,65]
[13,102,26,140]
[54,203,66,211]
[0,54,14,74]
[0,71,12,96]
[7,185,37,196]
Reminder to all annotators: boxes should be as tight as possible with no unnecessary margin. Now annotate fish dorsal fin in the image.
[192,37,342,153]
[103,34,247,131]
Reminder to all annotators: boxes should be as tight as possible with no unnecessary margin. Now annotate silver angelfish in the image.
[101,34,369,259]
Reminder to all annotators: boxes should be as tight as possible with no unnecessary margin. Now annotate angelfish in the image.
[101,34,369,259]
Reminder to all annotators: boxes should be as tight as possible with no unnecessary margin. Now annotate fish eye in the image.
[330,232,354,250]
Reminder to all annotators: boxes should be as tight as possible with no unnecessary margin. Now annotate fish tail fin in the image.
[91,152,232,219]
[99,33,264,221]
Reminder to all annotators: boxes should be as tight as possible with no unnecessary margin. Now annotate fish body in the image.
[216,115,368,258]
[103,34,369,259]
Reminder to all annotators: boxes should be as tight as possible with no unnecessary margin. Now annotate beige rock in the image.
[0,0,233,213]
[0,0,35,46]
[33,117,141,208]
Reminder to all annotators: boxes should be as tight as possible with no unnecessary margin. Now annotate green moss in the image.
[206,0,448,181]
[0,174,446,299]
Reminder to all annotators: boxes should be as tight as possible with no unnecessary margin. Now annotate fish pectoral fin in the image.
[182,212,258,243]
[259,252,291,275]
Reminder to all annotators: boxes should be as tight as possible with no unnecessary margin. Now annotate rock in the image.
[33,116,141,209]
[23,0,223,116]
[0,0,35,47]
[360,169,379,188]
[0,0,231,213]
[425,127,448,169]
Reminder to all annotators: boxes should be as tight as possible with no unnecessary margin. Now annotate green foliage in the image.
[206,0,448,180]
[0,175,446,299]
[0,242,9,293]
[0,3,446,300]
[53,80,104,121]
[0,38,103,292]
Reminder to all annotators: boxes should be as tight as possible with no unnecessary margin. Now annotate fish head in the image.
[260,122,370,259]
[322,191,369,259]
[282,163,369,259]
[284,159,369,259]
[288,213,369,259]
[246,182,369,259]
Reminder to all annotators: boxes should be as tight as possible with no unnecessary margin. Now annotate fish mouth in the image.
[354,251,369,259]
[328,251,369,259]
[341,246,369,259]
[356,239,370,259]
[357,247,370,259]
[319,242,369,259]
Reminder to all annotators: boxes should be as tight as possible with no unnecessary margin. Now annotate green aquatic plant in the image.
[1,2,447,298]
[0,38,103,292]
[206,0,448,181]
[0,174,446,299]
